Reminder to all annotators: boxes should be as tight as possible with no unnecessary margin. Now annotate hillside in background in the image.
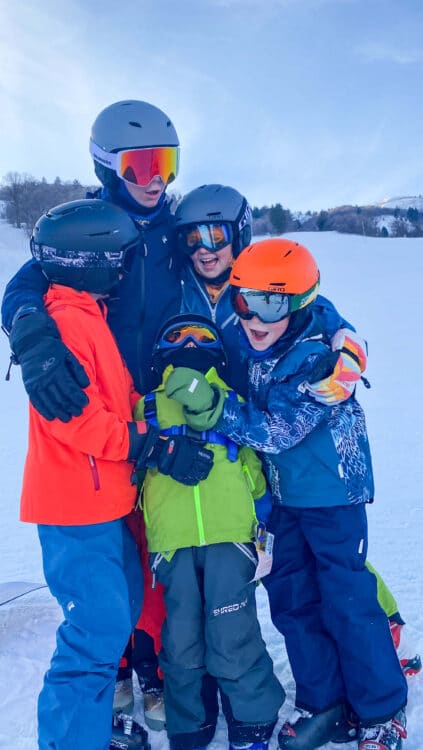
[253,195,423,238]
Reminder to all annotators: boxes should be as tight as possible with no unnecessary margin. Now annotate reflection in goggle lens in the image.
[232,288,291,323]
[118,146,179,186]
[179,223,232,254]
[163,324,218,345]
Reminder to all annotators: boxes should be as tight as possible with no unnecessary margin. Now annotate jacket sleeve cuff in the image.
[127,420,148,461]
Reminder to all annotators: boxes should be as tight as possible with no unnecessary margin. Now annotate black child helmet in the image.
[30,199,140,295]
[152,314,227,376]
[175,184,252,258]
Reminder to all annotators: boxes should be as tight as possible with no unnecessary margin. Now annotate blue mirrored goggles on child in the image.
[231,284,320,323]
[231,287,293,323]
[177,223,233,254]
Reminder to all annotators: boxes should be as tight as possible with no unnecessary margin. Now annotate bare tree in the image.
[0,172,36,229]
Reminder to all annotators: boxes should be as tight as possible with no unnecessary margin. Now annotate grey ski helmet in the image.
[89,100,180,190]
[175,184,252,257]
[30,199,140,294]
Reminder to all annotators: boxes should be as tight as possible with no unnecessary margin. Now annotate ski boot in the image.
[389,620,422,677]
[278,704,344,749]
[330,704,359,743]
[110,712,151,750]
[358,707,407,750]
[113,677,135,716]
[143,689,166,731]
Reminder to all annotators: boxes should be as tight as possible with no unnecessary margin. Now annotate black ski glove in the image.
[9,311,90,422]
[155,435,214,486]
[128,423,214,486]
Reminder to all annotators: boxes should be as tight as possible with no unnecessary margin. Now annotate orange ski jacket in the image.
[20,285,140,525]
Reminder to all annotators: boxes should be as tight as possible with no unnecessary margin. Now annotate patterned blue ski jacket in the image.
[214,304,375,508]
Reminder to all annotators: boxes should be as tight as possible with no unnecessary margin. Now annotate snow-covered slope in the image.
[379,196,423,211]
[0,224,422,750]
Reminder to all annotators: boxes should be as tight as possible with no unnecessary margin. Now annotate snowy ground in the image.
[0,222,422,749]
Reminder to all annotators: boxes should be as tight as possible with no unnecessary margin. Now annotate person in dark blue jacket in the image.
[2,100,182,399]
[164,238,408,750]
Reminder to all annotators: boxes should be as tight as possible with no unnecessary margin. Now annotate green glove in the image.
[165,367,226,431]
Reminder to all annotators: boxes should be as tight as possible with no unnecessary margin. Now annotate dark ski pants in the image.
[118,629,164,692]
[37,519,143,750]
[153,543,285,750]
[263,504,407,724]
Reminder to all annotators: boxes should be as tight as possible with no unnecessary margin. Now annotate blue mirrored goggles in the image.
[231,287,292,323]
[177,223,233,254]
[231,283,319,323]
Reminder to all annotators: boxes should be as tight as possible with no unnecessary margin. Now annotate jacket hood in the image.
[45,284,107,317]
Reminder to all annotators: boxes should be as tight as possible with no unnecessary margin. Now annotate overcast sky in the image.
[1,0,423,211]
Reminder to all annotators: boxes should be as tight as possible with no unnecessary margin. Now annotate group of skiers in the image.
[2,99,420,750]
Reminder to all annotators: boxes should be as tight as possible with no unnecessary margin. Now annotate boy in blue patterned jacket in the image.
[164,238,408,750]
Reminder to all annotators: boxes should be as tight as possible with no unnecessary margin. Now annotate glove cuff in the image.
[127,421,148,461]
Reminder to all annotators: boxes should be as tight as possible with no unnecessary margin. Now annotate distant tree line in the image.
[250,202,423,238]
[1,172,423,239]
[0,173,94,236]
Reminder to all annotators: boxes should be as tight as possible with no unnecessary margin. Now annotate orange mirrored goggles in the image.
[178,223,233,254]
[118,147,179,186]
[90,141,179,186]
[163,323,218,346]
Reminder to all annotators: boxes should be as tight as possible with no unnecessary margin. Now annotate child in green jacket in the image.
[134,313,284,750]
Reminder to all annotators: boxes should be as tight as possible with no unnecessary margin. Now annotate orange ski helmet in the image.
[230,238,320,319]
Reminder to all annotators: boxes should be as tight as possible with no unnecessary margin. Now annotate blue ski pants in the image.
[263,504,407,724]
[37,518,143,750]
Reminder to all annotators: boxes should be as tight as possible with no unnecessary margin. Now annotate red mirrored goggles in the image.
[90,141,180,186]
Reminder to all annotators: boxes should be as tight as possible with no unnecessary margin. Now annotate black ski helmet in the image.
[30,199,140,295]
[151,313,227,376]
[89,100,180,191]
[174,184,252,258]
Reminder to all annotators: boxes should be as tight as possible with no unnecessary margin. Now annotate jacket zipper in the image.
[151,552,164,589]
[88,455,100,490]
[190,268,216,322]
[193,485,206,546]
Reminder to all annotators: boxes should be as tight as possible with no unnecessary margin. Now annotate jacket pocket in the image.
[234,542,258,568]
[88,455,100,491]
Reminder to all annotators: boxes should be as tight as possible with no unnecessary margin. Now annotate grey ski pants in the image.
[152,542,285,748]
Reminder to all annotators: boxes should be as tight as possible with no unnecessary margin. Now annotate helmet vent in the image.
[129,121,142,128]
[283,250,292,257]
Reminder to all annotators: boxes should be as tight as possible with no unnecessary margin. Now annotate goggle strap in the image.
[89,140,118,171]
[289,279,320,312]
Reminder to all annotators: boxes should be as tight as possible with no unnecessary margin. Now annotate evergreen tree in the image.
[269,203,288,234]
